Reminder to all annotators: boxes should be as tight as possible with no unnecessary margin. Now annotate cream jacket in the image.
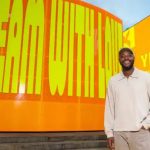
[104,68,150,138]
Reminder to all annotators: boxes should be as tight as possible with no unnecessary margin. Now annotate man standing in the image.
[104,47,150,150]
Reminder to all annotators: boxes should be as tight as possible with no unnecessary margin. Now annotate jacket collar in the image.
[118,67,139,81]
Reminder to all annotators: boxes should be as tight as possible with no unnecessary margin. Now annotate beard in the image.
[121,61,134,71]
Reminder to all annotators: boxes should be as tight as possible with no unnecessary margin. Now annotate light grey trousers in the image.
[114,129,150,150]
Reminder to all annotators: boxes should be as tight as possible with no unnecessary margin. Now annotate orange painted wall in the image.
[0,0,122,131]
[123,16,150,71]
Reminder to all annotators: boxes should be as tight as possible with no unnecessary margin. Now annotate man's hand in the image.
[107,137,115,150]
[141,125,145,129]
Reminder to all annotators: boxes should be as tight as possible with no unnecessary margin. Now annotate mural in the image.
[0,0,122,131]
[123,16,150,72]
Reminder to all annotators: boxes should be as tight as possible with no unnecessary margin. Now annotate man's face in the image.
[119,51,135,70]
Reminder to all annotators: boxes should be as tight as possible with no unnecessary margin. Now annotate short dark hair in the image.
[119,47,134,56]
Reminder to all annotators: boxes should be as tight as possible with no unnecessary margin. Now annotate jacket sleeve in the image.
[104,79,115,138]
[142,74,150,129]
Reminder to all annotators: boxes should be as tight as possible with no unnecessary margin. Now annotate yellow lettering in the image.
[49,0,69,95]
[0,0,9,47]
[111,19,116,74]
[0,57,4,92]
[105,17,112,87]
[85,8,94,97]
[3,0,23,93]
[114,21,119,74]
[98,12,105,98]
[141,54,147,67]
[19,0,44,94]
[75,5,85,96]
[0,0,10,92]
[118,23,123,71]
[68,3,75,96]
